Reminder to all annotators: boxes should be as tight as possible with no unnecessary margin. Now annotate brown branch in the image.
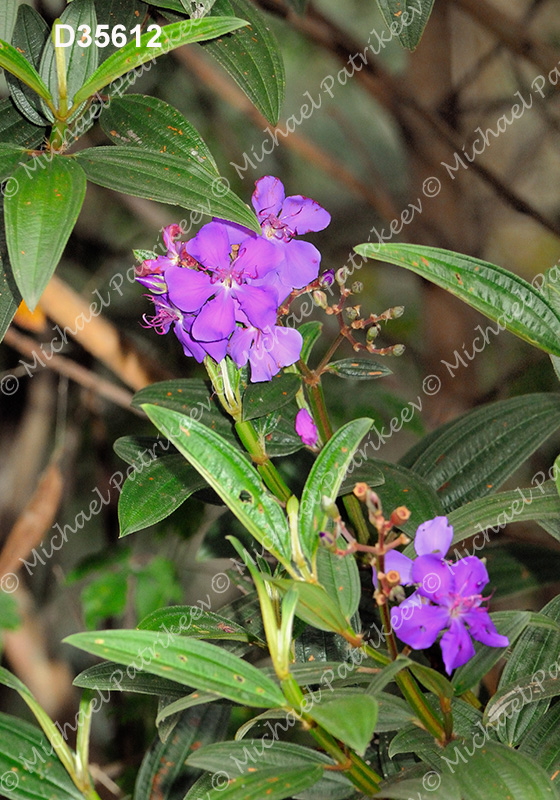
[4,327,144,413]
[449,0,560,78]
[253,0,560,240]
[36,274,171,390]
[173,47,402,223]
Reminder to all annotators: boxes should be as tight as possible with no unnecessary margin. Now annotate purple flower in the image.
[251,176,331,297]
[142,293,228,363]
[228,324,303,382]
[166,222,282,343]
[381,516,509,674]
[295,409,318,447]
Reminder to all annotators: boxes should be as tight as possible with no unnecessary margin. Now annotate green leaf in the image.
[7,5,50,126]
[405,393,560,512]
[76,146,259,232]
[355,242,560,357]
[5,157,86,309]
[118,454,207,536]
[496,595,560,745]
[39,0,98,114]
[379,766,460,800]
[0,144,26,181]
[341,460,443,538]
[376,0,435,51]
[200,0,285,125]
[196,766,324,800]
[242,373,301,421]
[138,605,265,644]
[134,705,230,800]
[93,0,148,63]
[155,691,223,726]
[519,703,560,779]
[0,37,53,107]
[299,418,373,560]
[365,657,412,696]
[73,16,248,106]
[99,93,218,172]
[325,358,392,380]
[186,741,353,800]
[447,482,560,552]
[131,380,238,444]
[270,578,352,635]
[315,546,360,621]
[0,202,21,343]
[485,671,560,731]
[375,693,415,731]
[0,591,20,632]
[74,660,189,697]
[299,320,323,364]
[142,404,292,564]
[0,667,76,778]
[308,693,378,755]
[0,98,46,148]
[0,712,83,800]
[408,662,453,700]
[447,740,558,799]
[0,0,19,42]
[65,629,287,708]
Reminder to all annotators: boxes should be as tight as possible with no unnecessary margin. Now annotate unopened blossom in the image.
[295,409,318,447]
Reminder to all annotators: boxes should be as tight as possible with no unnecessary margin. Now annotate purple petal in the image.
[280,240,321,290]
[414,516,453,558]
[228,326,257,367]
[412,555,454,601]
[166,267,214,312]
[191,289,236,342]
[295,409,318,447]
[252,176,284,220]
[201,336,230,363]
[391,597,450,650]
[185,221,231,269]
[372,550,413,590]
[173,321,207,362]
[234,284,278,331]
[213,218,256,246]
[464,609,510,649]
[248,349,276,382]
[440,619,475,674]
[246,326,302,382]
[451,556,489,597]
[280,195,331,234]
[386,551,414,585]
[235,237,282,280]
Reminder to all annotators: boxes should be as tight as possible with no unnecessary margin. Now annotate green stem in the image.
[280,676,381,795]
[315,332,345,376]
[235,420,291,503]
[53,20,68,116]
[75,692,94,789]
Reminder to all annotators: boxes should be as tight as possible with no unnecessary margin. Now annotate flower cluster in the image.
[137,176,330,382]
[374,517,509,673]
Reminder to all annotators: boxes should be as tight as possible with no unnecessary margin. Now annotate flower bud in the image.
[346,307,360,321]
[391,344,405,356]
[366,326,379,342]
[389,585,406,604]
[312,290,328,309]
[335,268,347,286]
[351,281,363,294]
[391,305,405,318]
[319,269,335,288]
